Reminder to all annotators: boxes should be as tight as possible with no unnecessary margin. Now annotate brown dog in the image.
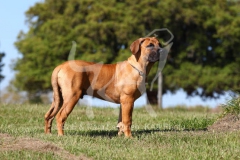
[44,37,162,137]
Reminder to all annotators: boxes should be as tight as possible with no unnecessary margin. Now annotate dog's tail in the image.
[48,64,63,118]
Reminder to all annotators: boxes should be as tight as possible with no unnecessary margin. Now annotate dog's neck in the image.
[127,55,153,77]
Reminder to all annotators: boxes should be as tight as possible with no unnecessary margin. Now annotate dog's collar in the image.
[128,61,144,76]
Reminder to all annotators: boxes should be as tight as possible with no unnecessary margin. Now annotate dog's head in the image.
[130,37,163,62]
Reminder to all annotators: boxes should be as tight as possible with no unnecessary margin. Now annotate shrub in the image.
[220,94,240,118]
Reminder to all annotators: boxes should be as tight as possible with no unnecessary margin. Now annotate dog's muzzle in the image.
[148,48,163,62]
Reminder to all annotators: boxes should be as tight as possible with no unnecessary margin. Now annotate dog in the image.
[44,37,163,137]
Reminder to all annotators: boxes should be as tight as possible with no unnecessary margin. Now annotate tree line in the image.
[9,0,240,103]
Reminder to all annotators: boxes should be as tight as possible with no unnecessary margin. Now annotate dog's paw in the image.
[116,122,123,128]
[117,122,124,136]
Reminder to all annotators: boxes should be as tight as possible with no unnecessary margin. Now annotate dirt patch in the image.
[0,133,91,160]
[208,114,240,132]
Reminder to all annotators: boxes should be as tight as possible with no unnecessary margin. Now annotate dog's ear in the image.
[130,38,145,55]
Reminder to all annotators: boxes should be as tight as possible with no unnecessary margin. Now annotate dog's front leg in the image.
[117,105,123,135]
[120,100,134,137]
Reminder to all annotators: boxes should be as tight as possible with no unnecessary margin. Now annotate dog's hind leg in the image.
[44,81,63,134]
[44,102,55,134]
[44,66,63,134]
[44,96,63,134]
[56,91,81,136]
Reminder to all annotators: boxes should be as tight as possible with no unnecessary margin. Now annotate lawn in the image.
[0,104,239,159]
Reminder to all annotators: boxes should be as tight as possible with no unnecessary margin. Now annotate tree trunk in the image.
[146,72,163,108]
[146,90,158,105]
[158,72,163,109]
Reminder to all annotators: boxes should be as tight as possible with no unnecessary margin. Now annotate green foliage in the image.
[14,0,240,99]
[0,52,5,83]
[220,94,240,118]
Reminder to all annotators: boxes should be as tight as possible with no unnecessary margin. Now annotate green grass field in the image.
[0,104,239,160]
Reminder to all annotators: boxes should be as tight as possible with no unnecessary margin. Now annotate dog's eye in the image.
[147,43,154,47]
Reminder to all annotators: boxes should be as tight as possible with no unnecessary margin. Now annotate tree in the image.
[0,52,5,83]
[14,0,240,103]
[0,51,5,103]
[158,0,240,99]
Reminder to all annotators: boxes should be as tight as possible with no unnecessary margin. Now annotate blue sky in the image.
[0,0,42,88]
[0,1,230,107]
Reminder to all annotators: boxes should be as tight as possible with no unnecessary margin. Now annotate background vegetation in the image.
[0,52,5,84]
[220,94,240,118]
[1,1,240,159]
[9,0,240,102]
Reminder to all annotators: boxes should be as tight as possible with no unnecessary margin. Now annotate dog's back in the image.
[53,60,120,102]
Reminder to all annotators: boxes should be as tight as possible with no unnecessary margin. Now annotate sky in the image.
[0,1,231,108]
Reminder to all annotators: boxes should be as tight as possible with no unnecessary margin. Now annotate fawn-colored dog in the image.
[44,37,162,137]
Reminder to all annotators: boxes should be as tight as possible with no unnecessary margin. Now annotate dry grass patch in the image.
[0,133,90,160]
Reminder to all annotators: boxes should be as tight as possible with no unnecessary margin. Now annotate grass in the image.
[0,151,61,160]
[0,103,240,159]
[220,94,240,118]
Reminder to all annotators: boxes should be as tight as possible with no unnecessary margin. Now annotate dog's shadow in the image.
[67,130,118,137]
[66,128,207,138]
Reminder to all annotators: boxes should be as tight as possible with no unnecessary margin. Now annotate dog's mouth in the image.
[148,48,163,62]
